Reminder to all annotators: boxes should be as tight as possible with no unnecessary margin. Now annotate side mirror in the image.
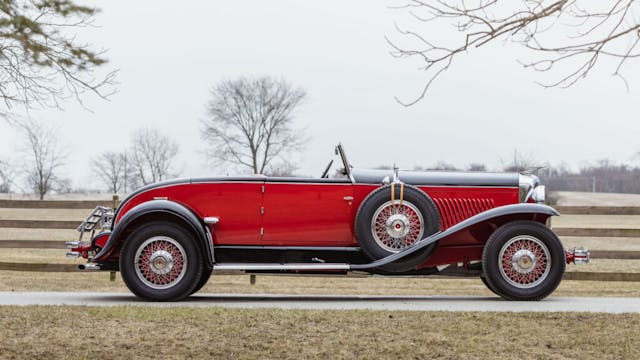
[334,146,339,155]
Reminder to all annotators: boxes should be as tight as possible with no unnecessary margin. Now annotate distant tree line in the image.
[404,159,640,194]
[0,121,179,199]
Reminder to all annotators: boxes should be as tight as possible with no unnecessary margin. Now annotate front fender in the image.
[351,203,559,270]
[93,200,213,267]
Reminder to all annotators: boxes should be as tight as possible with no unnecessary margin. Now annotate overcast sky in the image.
[1,0,639,190]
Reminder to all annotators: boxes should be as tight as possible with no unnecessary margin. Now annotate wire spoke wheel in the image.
[134,236,187,290]
[498,235,551,289]
[371,200,424,252]
[482,221,565,301]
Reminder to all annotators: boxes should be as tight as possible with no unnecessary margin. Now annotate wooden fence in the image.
[1,199,639,281]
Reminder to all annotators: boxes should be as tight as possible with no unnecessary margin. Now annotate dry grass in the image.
[561,236,640,251]
[0,208,89,221]
[2,248,639,272]
[552,215,640,229]
[0,249,71,264]
[0,228,76,241]
[2,271,640,297]
[555,191,640,206]
[0,306,638,359]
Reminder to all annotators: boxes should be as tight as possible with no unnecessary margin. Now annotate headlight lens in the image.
[531,185,546,203]
[518,174,542,203]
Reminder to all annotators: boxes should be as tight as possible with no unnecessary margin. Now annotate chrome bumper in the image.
[566,247,590,265]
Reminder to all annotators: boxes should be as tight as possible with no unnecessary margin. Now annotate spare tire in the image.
[355,184,441,272]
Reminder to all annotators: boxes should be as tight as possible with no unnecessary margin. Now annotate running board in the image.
[213,263,350,271]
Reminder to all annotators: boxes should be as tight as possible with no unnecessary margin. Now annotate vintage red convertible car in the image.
[67,144,588,301]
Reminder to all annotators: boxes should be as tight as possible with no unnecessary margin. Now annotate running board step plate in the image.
[213,263,350,271]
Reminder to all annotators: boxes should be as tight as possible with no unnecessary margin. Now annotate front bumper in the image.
[565,247,590,265]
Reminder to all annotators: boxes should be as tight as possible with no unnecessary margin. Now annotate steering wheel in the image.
[320,159,334,178]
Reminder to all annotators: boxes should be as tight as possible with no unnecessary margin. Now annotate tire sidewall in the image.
[120,222,203,301]
[482,220,565,301]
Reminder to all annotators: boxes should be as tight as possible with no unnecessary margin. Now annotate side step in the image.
[213,263,350,271]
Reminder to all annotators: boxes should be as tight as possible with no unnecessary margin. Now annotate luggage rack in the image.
[76,206,114,240]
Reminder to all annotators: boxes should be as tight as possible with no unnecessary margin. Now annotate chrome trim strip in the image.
[204,217,219,224]
[214,245,362,252]
[213,263,350,271]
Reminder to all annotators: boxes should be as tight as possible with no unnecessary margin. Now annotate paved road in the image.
[1,292,639,313]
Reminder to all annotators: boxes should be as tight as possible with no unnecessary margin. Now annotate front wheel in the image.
[120,221,203,301]
[482,220,565,301]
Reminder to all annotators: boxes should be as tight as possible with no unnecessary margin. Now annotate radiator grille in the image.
[432,198,495,229]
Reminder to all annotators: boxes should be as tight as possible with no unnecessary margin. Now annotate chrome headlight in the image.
[518,174,543,203]
[531,185,546,203]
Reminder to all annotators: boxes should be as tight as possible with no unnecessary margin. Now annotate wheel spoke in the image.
[134,236,187,290]
[498,235,551,289]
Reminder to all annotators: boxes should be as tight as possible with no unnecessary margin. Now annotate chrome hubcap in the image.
[511,249,536,274]
[386,214,411,238]
[149,250,174,275]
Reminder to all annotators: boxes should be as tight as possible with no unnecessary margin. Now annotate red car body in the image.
[67,145,588,301]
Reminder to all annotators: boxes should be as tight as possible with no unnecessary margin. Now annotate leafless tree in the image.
[429,161,458,170]
[0,1,116,120]
[390,1,640,104]
[468,163,487,172]
[129,128,179,187]
[92,151,126,193]
[502,150,541,173]
[202,76,307,175]
[19,119,66,199]
[0,159,12,192]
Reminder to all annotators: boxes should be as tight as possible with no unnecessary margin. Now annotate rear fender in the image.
[93,200,214,267]
[351,203,559,270]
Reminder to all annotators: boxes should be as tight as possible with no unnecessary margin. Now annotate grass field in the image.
[0,306,638,359]
[3,270,640,297]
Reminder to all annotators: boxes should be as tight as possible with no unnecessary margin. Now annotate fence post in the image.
[112,195,120,210]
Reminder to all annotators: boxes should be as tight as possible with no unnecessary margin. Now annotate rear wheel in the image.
[190,267,212,295]
[120,222,203,301]
[482,221,565,301]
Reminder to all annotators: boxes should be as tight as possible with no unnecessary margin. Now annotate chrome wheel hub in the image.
[385,214,411,238]
[149,250,174,275]
[511,249,536,274]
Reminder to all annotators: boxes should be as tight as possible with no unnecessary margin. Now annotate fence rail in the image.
[0,199,116,209]
[0,201,639,281]
[555,206,640,215]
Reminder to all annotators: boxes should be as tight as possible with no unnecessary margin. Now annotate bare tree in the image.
[468,163,487,172]
[0,0,116,120]
[429,161,458,170]
[390,1,640,104]
[19,119,66,199]
[502,150,541,173]
[0,159,12,192]
[92,151,126,193]
[129,128,179,187]
[202,76,307,175]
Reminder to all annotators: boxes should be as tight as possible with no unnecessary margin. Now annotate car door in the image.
[261,179,355,246]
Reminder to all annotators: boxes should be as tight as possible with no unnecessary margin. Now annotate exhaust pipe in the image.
[78,263,101,271]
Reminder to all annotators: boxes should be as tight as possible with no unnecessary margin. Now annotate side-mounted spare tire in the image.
[355,184,441,272]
